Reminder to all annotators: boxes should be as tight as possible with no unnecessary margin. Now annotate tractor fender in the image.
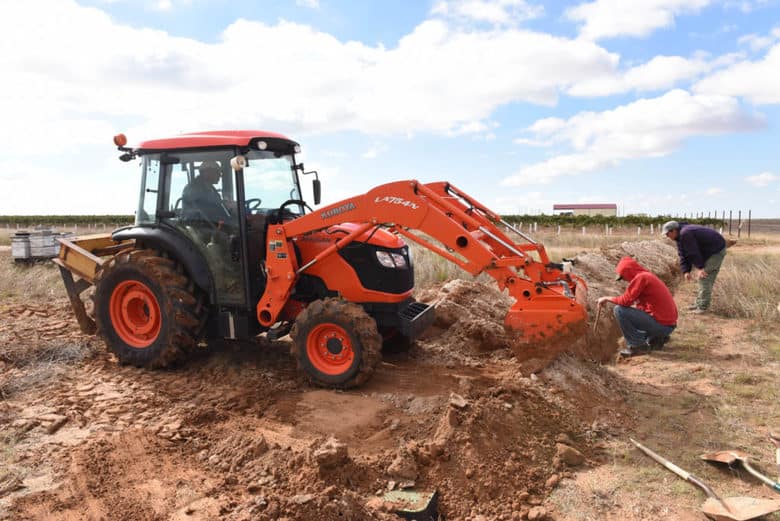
[112,226,215,303]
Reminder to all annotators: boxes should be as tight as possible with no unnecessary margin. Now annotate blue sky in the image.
[2,0,779,216]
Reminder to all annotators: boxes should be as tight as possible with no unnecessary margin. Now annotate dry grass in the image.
[0,252,65,300]
[0,346,94,400]
[409,230,647,290]
[710,252,780,321]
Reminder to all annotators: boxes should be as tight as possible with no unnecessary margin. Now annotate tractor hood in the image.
[328,223,405,249]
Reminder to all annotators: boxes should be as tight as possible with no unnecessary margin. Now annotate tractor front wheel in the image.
[94,249,205,368]
[290,298,382,388]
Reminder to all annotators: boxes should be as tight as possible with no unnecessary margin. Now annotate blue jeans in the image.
[613,305,676,348]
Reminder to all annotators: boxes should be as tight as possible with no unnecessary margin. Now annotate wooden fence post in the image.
[737,210,742,238]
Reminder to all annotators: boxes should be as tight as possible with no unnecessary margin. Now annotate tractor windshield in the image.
[242,151,302,215]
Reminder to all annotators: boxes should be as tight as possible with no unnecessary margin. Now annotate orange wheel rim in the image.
[109,280,161,348]
[306,323,355,375]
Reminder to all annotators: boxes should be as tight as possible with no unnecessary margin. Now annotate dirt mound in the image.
[416,279,514,366]
[2,240,680,520]
[416,239,678,369]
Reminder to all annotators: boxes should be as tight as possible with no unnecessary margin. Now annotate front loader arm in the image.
[258,180,587,346]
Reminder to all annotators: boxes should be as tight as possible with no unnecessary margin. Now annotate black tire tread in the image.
[93,248,205,368]
[290,298,382,388]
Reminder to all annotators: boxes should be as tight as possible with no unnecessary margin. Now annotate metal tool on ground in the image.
[592,304,602,336]
[382,489,438,521]
[769,431,780,482]
[630,438,780,521]
[701,449,780,493]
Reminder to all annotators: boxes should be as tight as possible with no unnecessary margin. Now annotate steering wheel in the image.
[245,198,262,213]
[279,199,313,213]
[269,199,312,224]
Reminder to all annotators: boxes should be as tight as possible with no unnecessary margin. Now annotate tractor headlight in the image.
[376,251,396,268]
[375,250,408,269]
[390,253,407,268]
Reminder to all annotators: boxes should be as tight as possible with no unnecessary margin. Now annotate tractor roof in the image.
[136,130,298,150]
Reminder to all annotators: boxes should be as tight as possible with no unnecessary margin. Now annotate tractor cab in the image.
[114,131,319,337]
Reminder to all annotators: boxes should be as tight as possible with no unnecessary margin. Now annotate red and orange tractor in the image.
[55,130,587,388]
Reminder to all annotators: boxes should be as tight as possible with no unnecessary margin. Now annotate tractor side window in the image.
[168,162,191,214]
[136,155,160,225]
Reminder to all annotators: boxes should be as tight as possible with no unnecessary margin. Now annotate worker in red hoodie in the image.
[597,256,678,357]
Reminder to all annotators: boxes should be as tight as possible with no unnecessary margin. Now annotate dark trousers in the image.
[613,305,675,348]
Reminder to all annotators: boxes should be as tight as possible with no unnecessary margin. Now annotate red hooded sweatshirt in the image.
[610,257,678,326]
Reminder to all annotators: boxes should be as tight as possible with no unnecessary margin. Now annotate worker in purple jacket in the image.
[662,221,727,313]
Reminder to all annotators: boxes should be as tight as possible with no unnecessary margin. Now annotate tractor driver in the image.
[182,160,232,223]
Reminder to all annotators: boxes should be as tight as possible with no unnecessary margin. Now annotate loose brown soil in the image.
[1,240,779,521]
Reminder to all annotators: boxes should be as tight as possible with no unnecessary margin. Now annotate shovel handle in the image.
[741,460,780,492]
[592,305,602,335]
[630,438,721,500]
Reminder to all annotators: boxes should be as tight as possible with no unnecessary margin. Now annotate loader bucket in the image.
[504,280,588,373]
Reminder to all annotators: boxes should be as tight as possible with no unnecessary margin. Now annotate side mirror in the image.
[312,178,321,206]
[303,169,321,205]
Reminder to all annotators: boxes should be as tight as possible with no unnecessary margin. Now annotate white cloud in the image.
[695,43,780,103]
[746,172,778,186]
[431,0,543,25]
[724,0,772,13]
[737,26,780,52]
[504,89,763,185]
[738,33,774,52]
[0,0,620,151]
[566,0,711,40]
[706,187,723,195]
[568,54,716,97]
[151,0,191,11]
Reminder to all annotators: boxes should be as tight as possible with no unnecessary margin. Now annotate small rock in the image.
[449,393,468,409]
[517,491,529,503]
[312,437,349,470]
[387,480,397,491]
[528,506,547,520]
[387,453,418,480]
[446,408,460,427]
[545,474,560,489]
[555,443,585,466]
[45,416,68,435]
[398,480,415,489]
[290,494,315,505]
[555,433,574,445]
[465,468,475,479]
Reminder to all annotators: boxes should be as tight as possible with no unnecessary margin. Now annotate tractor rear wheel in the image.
[94,249,205,368]
[290,298,382,388]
